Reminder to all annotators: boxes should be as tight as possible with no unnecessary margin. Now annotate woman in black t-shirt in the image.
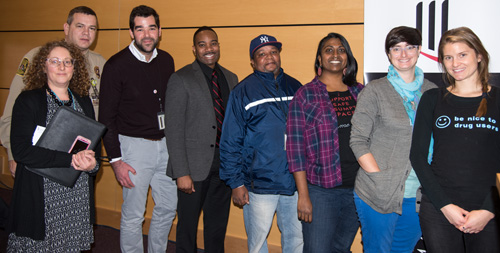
[411,27,500,252]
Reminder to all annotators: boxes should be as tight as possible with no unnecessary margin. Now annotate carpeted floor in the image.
[0,222,162,253]
[0,187,202,252]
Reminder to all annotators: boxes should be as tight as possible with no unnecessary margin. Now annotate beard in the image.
[134,38,158,54]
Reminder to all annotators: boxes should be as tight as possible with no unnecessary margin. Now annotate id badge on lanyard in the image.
[157,112,165,130]
[284,133,287,150]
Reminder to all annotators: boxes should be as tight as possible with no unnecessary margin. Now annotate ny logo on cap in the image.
[260,36,269,43]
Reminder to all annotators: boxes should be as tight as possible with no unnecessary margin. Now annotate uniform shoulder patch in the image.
[16,57,30,77]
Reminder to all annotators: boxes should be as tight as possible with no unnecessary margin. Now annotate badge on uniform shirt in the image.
[16,58,30,77]
[94,66,100,79]
[91,78,97,88]
[90,78,99,106]
[91,98,99,107]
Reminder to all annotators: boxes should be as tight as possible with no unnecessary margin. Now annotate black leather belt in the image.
[144,138,163,141]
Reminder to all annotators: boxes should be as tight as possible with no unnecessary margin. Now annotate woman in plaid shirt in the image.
[286,32,363,253]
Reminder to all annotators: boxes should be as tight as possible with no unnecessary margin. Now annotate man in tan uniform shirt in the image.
[0,6,106,176]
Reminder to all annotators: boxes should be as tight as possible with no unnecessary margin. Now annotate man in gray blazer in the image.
[165,26,238,253]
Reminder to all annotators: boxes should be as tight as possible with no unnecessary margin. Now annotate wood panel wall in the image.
[0,0,364,252]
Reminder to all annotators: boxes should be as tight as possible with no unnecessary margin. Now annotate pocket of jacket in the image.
[358,169,393,207]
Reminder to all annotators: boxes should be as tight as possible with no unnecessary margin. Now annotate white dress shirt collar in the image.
[128,41,158,63]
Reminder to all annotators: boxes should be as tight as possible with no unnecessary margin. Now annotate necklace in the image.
[47,88,73,107]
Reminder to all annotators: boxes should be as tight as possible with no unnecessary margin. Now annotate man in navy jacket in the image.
[219,34,303,253]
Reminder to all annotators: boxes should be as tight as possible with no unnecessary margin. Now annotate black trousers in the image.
[175,158,231,253]
[420,194,500,253]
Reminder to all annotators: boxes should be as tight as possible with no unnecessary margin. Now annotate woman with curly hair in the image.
[7,40,99,252]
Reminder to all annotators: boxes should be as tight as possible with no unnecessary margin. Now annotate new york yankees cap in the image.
[249,34,282,59]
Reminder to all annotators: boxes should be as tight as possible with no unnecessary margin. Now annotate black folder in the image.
[26,106,106,187]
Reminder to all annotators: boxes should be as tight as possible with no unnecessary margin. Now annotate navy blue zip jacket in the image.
[220,69,301,195]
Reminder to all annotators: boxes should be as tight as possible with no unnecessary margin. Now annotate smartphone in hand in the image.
[69,136,91,154]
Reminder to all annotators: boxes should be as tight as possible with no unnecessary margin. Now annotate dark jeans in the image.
[302,185,359,253]
[420,194,500,253]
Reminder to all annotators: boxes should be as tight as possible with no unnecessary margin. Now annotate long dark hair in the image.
[314,33,358,86]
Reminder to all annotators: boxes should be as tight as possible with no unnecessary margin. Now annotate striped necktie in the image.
[211,70,224,147]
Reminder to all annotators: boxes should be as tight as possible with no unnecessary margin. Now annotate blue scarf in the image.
[387,65,434,164]
[387,65,424,125]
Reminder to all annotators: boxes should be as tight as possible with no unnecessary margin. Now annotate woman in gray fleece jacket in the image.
[350,26,436,252]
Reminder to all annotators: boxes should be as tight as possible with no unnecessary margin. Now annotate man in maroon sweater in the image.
[98,5,177,253]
